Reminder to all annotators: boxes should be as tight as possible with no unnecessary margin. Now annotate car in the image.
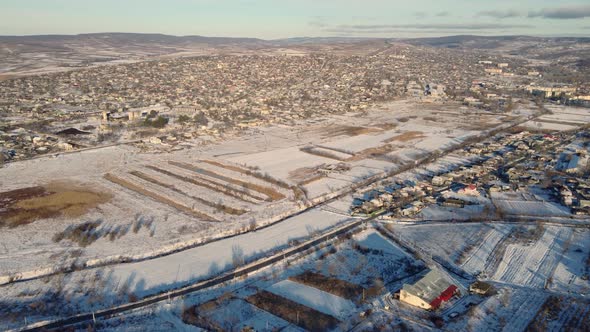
[449,312,460,318]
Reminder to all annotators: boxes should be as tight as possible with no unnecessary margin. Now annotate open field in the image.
[0,98,533,306]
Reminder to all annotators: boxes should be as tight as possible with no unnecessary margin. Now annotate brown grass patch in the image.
[130,170,247,215]
[383,131,425,143]
[375,122,398,130]
[246,290,340,331]
[0,74,15,82]
[169,161,285,201]
[347,144,397,161]
[290,271,365,301]
[104,173,219,221]
[0,183,112,228]
[458,122,494,131]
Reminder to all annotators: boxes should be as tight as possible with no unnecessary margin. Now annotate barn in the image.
[399,270,461,310]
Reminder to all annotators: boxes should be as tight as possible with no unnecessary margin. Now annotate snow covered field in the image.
[0,99,518,281]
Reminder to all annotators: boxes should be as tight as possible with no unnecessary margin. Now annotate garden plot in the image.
[267,279,356,320]
[129,167,250,216]
[527,295,590,331]
[104,173,219,222]
[444,287,548,332]
[548,228,590,295]
[289,271,365,301]
[169,161,286,202]
[354,228,411,259]
[228,145,336,180]
[246,290,340,331]
[388,223,492,268]
[522,120,577,131]
[313,234,424,287]
[319,129,402,154]
[491,192,571,217]
[183,296,301,332]
[460,224,514,275]
[491,226,574,288]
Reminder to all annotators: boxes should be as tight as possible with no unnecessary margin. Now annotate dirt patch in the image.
[0,74,15,82]
[246,290,340,331]
[105,173,219,222]
[320,124,381,138]
[289,166,327,185]
[383,131,425,143]
[458,122,494,131]
[375,122,398,130]
[290,271,365,301]
[0,182,112,228]
[347,144,397,162]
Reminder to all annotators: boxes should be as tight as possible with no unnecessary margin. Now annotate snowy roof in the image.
[402,270,455,303]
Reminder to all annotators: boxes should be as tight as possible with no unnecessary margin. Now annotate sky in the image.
[0,0,589,39]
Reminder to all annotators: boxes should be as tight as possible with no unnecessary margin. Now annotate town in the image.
[1,34,590,332]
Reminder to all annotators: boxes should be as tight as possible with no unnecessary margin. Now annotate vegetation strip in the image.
[289,271,365,301]
[145,165,261,204]
[246,290,340,331]
[104,173,219,222]
[169,161,285,201]
[300,146,347,161]
[130,170,247,216]
[200,159,308,201]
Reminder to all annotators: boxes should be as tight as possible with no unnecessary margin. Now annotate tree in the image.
[177,114,191,125]
[143,116,169,128]
[232,245,245,268]
[194,111,209,127]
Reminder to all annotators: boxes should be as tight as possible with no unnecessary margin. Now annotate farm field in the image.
[0,99,522,281]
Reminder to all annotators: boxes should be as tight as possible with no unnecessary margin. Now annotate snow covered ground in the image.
[491,226,577,290]
[266,280,356,320]
[1,99,516,281]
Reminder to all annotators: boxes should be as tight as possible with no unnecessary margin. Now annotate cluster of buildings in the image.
[351,130,590,218]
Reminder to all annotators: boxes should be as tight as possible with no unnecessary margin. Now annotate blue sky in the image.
[0,0,589,38]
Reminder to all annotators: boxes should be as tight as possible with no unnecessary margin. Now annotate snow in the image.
[461,224,513,275]
[354,229,410,259]
[91,208,350,296]
[266,279,356,320]
[492,226,573,288]
[549,229,590,295]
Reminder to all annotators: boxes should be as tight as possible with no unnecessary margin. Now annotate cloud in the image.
[477,10,521,19]
[328,23,532,32]
[528,5,590,19]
